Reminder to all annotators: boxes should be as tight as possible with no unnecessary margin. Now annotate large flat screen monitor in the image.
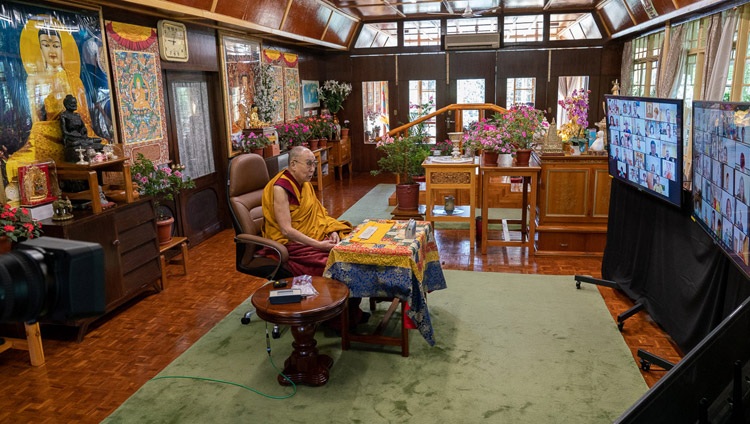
[692,101,750,276]
[605,95,684,208]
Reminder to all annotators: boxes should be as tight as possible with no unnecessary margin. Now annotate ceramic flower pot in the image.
[156,216,175,245]
[483,151,499,166]
[395,183,420,211]
[515,149,532,167]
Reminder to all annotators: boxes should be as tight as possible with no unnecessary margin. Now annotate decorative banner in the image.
[106,21,168,164]
[270,65,285,124]
[282,52,298,67]
[0,3,115,181]
[284,67,301,121]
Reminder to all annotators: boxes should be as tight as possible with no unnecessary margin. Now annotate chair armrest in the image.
[235,234,289,263]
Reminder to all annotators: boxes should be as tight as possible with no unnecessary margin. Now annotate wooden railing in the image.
[384,103,507,140]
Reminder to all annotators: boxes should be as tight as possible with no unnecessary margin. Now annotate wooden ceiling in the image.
[113,0,734,50]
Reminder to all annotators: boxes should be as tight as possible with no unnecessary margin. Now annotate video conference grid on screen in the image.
[607,96,682,205]
[692,102,750,269]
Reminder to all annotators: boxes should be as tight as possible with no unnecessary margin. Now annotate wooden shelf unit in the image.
[535,153,611,256]
[55,158,135,213]
[328,135,352,181]
[311,146,334,192]
[41,199,162,340]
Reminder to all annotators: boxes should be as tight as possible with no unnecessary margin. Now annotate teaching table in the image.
[323,219,447,356]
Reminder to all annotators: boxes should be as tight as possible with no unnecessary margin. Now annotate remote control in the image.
[359,226,377,240]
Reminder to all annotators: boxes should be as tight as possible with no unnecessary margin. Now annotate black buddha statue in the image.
[60,94,103,162]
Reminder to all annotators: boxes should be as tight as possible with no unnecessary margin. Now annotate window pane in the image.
[355,23,398,48]
[173,81,215,179]
[447,17,498,34]
[362,81,389,143]
[506,77,536,107]
[504,15,543,43]
[408,80,436,141]
[457,79,485,127]
[550,13,602,40]
[404,20,440,46]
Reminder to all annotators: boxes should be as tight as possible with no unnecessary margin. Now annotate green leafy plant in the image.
[371,135,430,184]
[504,105,548,149]
[408,96,435,141]
[253,63,281,123]
[318,80,352,114]
[1,203,42,242]
[131,153,195,220]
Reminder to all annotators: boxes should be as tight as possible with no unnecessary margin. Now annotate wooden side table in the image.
[480,158,541,255]
[159,236,189,289]
[251,277,349,386]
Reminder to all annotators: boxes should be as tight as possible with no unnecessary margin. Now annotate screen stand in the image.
[574,274,644,331]
[637,348,675,371]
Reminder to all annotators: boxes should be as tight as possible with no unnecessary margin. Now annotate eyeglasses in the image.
[293,160,318,168]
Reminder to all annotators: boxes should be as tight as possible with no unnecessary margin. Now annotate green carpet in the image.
[337,183,521,229]
[105,271,647,423]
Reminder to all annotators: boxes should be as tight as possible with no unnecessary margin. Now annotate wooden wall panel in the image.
[229,0,287,29]
[166,0,214,10]
[283,0,330,39]
[496,50,548,108]
[213,0,248,20]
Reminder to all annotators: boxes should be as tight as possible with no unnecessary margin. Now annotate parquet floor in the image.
[0,172,682,423]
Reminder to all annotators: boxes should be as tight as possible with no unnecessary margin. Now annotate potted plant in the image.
[557,89,591,154]
[0,203,42,252]
[131,153,195,244]
[503,105,548,166]
[464,118,514,165]
[234,132,270,155]
[318,80,352,115]
[341,120,350,138]
[371,135,430,210]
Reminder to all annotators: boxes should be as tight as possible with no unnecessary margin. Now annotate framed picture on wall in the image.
[218,32,261,156]
[301,80,320,109]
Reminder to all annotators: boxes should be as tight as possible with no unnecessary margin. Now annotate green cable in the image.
[149,354,297,400]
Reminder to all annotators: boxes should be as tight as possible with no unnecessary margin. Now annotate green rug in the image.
[337,183,521,229]
[105,271,647,423]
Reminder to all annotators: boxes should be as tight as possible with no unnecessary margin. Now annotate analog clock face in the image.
[158,20,189,62]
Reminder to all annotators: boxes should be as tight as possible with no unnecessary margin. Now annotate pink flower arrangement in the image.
[275,122,310,148]
[1,203,43,242]
[464,119,515,154]
[558,89,590,140]
[503,105,548,149]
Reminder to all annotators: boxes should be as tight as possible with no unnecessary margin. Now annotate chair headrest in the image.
[228,153,270,197]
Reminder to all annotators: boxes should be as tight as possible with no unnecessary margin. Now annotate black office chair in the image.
[227,153,293,327]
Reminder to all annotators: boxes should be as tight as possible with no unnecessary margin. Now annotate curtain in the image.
[703,10,739,101]
[173,80,215,179]
[657,24,687,98]
[620,41,633,95]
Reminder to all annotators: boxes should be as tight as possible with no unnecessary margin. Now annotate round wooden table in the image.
[251,276,349,386]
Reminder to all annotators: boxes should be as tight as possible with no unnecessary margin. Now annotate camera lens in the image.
[0,249,49,322]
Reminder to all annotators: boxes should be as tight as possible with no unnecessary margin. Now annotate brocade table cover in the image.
[323,219,447,345]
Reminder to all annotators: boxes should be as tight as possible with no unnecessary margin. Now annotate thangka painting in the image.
[219,33,261,156]
[263,49,299,123]
[105,21,168,164]
[0,2,115,182]
[284,67,301,121]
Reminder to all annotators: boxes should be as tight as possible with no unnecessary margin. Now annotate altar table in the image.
[323,219,447,348]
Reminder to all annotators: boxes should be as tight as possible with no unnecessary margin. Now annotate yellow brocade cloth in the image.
[261,170,351,244]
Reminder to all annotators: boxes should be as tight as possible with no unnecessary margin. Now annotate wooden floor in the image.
[0,172,683,423]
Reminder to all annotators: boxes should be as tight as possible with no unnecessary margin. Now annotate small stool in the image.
[159,236,189,289]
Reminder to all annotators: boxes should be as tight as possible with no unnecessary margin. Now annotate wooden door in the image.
[163,71,227,245]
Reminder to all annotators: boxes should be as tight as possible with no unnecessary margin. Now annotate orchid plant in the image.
[557,89,591,141]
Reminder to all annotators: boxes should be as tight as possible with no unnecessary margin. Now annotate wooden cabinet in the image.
[535,154,611,256]
[328,135,352,180]
[311,146,334,192]
[41,199,162,340]
[56,158,136,214]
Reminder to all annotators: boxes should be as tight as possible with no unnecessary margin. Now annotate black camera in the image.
[0,237,105,323]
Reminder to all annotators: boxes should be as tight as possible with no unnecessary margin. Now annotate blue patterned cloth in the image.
[323,220,447,345]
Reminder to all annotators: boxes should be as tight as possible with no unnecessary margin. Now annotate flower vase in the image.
[482,151,499,166]
[395,183,420,211]
[515,149,532,167]
[0,235,11,254]
[156,216,175,245]
[498,153,514,167]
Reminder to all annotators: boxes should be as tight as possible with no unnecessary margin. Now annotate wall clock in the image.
[157,20,189,62]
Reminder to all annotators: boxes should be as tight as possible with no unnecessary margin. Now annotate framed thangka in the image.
[0,2,115,182]
[218,33,261,156]
[283,67,300,121]
[302,80,320,109]
[105,21,169,164]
